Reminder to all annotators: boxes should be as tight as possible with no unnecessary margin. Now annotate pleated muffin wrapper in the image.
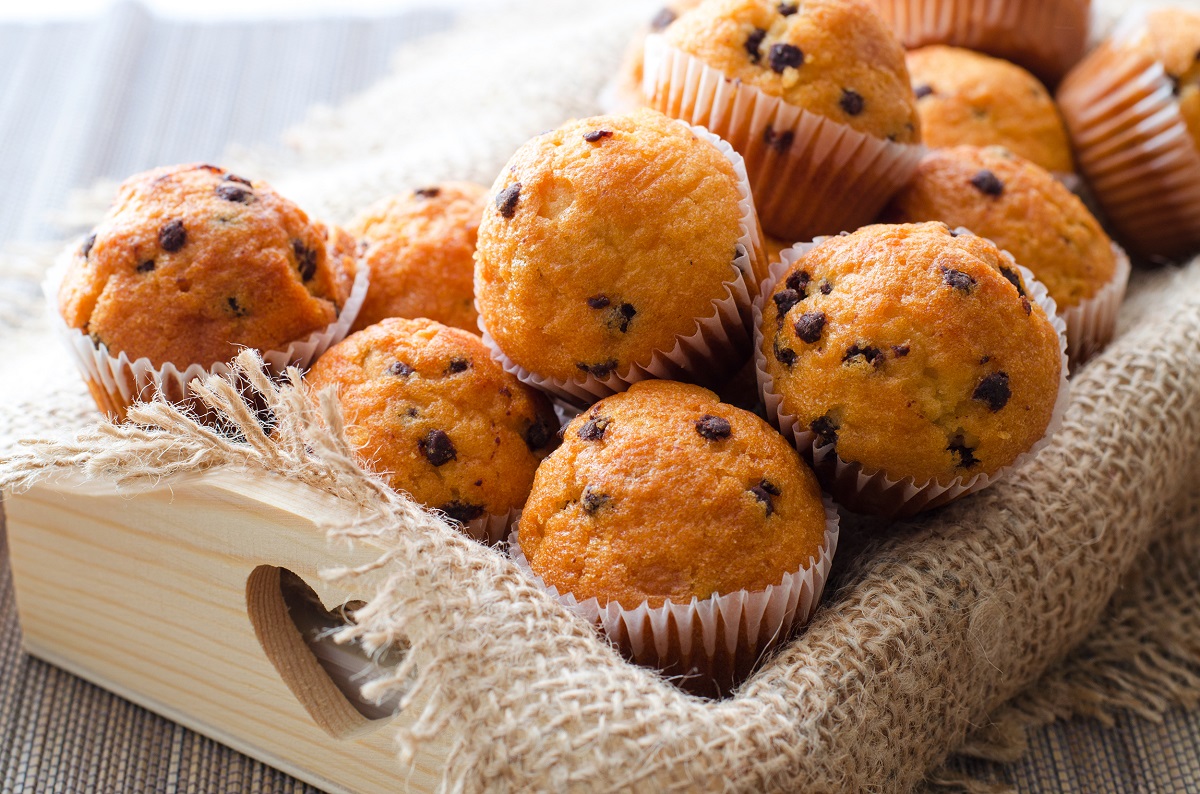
[44,243,371,422]
[753,234,1071,518]
[508,497,840,699]
[457,506,519,546]
[641,34,925,242]
[1062,242,1131,368]
[868,0,1088,86]
[479,121,763,408]
[1057,9,1200,262]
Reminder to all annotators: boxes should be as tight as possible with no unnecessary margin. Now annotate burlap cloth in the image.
[2,1,1199,791]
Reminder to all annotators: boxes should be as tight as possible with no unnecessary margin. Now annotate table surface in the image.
[0,3,1198,792]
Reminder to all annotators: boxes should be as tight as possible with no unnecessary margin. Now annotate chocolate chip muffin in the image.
[518,379,828,607]
[348,182,487,334]
[662,0,919,143]
[306,318,559,534]
[475,108,758,399]
[58,163,356,369]
[884,146,1116,314]
[759,223,1063,507]
[605,0,704,112]
[907,46,1074,174]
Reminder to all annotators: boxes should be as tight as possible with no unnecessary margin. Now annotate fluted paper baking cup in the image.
[869,0,1088,85]
[642,35,924,242]
[1063,242,1130,368]
[509,496,839,699]
[753,233,1071,517]
[1058,14,1200,261]
[461,506,518,546]
[45,244,370,421]
[479,120,764,408]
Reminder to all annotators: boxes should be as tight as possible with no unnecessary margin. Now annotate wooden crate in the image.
[4,470,447,794]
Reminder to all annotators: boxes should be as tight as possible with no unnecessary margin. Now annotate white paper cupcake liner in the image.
[642,35,925,242]
[1062,242,1131,368]
[869,0,1088,85]
[479,120,763,408]
[509,496,839,698]
[460,506,518,546]
[1057,12,1200,261]
[45,243,370,421]
[753,231,1071,518]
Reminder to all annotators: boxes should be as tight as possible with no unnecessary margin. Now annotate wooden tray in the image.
[4,470,446,794]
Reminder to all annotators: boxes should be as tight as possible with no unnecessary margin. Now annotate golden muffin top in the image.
[59,163,355,368]
[884,146,1116,309]
[664,0,920,143]
[519,380,828,607]
[760,222,1062,486]
[475,108,749,384]
[906,46,1074,173]
[307,317,559,521]
[348,182,487,334]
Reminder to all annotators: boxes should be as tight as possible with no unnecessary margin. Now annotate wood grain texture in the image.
[4,470,448,794]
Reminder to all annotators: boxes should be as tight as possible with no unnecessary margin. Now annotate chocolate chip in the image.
[768,43,803,73]
[419,429,457,466]
[773,288,803,318]
[587,294,610,309]
[414,186,441,199]
[973,372,1011,411]
[759,479,781,496]
[749,482,776,516]
[947,434,980,469]
[446,357,471,374]
[819,280,832,295]
[613,302,636,333]
[785,269,811,295]
[763,125,795,152]
[745,28,767,63]
[650,7,677,31]
[81,233,96,259]
[223,173,252,186]
[843,343,883,368]
[773,339,797,366]
[404,406,419,418]
[914,84,934,99]
[158,220,186,252]
[440,501,484,523]
[136,260,155,273]
[999,266,1026,298]
[969,169,1004,197]
[577,360,618,378]
[941,266,976,292]
[777,2,798,15]
[524,417,555,451]
[215,183,251,203]
[292,239,318,281]
[793,311,826,344]
[892,344,910,358]
[581,486,611,514]
[839,88,865,116]
[1021,296,1032,315]
[495,183,521,219]
[583,129,613,143]
[811,414,838,446]
[695,414,732,440]
[226,296,247,317]
[578,414,611,441]
[387,361,414,377]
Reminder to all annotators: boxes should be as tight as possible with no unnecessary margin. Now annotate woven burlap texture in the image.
[2,0,1200,791]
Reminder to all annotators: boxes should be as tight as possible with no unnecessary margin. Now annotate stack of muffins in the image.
[54,0,1200,698]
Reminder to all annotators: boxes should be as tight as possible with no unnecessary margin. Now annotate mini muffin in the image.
[59,163,355,369]
[646,0,923,240]
[516,379,833,695]
[475,108,760,404]
[867,0,1089,86]
[306,318,559,541]
[1058,8,1200,260]
[758,222,1064,515]
[884,146,1127,363]
[604,1,704,112]
[348,183,487,334]
[907,46,1074,173]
